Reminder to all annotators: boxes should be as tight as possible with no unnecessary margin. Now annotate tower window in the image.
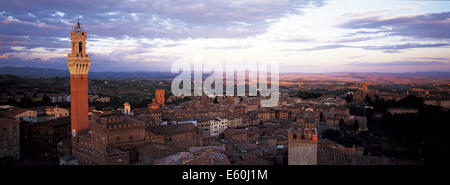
[79,42,82,55]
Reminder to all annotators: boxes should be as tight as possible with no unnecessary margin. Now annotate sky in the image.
[0,0,449,73]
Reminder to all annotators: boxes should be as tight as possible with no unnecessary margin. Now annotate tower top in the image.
[67,16,90,74]
[73,17,83,33]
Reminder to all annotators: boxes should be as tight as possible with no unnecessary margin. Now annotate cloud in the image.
[298,43,450,51]
[0,56,67,69]
[349,61,448,66]
[414,57,449,61]
[276,37,316,43]
[381,50,401,54]
[332,37,374,43]
[359,43,450,50]
[339,12,450,39]
[0,0,325,40]
[299,44,348,51]
[0,0,326,67]
[203,45,250,50]
[341,8,391,17]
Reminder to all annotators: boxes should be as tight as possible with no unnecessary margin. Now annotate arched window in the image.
[116,136,120,143]
[129,136,133,142]
[79,42,82,55]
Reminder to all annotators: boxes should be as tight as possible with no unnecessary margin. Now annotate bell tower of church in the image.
[155,89,165,108]
[68,19,90,136]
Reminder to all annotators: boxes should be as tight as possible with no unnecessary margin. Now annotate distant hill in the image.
[0,67,178,80]
[0,66,449,81]
[0,67,69,77]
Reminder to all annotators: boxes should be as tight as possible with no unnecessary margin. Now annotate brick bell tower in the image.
[155,89,165,108]
[68,19,90,137]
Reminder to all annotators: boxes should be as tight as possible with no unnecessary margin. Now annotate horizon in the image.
[0,0,449,73]
[1,66,450,75]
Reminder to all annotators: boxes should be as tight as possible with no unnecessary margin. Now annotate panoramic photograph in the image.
[0,0,449,183]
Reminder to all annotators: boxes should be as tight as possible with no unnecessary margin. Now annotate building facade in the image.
[0,117,20,160]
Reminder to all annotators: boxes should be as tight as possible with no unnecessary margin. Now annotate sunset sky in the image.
[0,0,449,73]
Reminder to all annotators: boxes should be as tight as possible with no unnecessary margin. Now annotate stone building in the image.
[288,127,318,165]
[274,108,290,120]
[72,111,168,164]
[154,146,230,165]
[149,123,202,151]
[424,100,450,109]
[0,116,20,160]
[21,117,70,160]
[0,105,69,123]
[317,139,419,165]
[0,106,37,123]
[224,128,248,141]
[122,102,133,116]
[34,106,70,122]
[197,117,228,137]
[226,115,243,128]
[295,112,320,129]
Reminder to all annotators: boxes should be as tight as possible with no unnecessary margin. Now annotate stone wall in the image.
[288,142,317,165]
[317,144,419,165]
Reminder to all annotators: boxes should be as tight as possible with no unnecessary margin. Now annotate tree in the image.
[374,94,380,103]
[20,96,32,107]
[42,94,51,105]
[296,90,322,99]
[352,119,359,131]
[338,119,345,130]
[345,93,353,103]
[365,94,371,103]
[322,129,341,141]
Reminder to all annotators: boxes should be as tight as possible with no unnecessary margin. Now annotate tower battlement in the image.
[288,127,318,144]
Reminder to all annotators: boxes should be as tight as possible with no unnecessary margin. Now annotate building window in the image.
[116,136,120,143]
[129,136,133,142]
